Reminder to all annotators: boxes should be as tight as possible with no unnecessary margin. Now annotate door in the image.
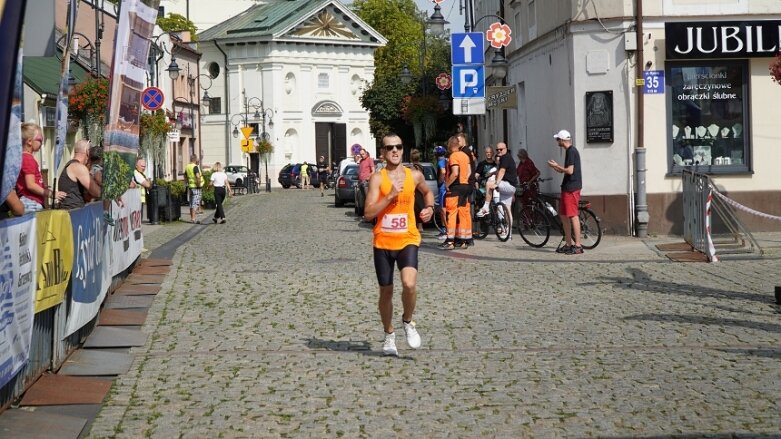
[315,123,346,165]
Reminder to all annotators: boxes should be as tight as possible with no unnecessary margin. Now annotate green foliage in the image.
[157,13,198,41]
[352,0,422,82]
[102,152,132,200]
[201,170,215,204]
[154,178,186,199]
[359,75,411,139]
[256,139,273,155]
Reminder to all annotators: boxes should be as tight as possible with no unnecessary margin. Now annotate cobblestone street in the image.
[88,191,781,438]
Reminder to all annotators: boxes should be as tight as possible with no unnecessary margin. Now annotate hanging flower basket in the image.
[770,50,781,85]
[68,77,109,124]
[256,139,274,155]
[67,116,80,134]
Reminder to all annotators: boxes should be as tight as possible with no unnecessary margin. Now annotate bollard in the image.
[775,286,781,305]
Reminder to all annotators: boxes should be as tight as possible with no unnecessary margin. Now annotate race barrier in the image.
[682,169,765,261]
[0,190,143,410]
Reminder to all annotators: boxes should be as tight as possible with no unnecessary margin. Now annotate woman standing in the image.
[209,162,231,224]
[16,122,64,212]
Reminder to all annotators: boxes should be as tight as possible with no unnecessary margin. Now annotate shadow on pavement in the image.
[592,267,774,305]
[623,313,781,334]
[303,338,415,360]
[717,348,781,359]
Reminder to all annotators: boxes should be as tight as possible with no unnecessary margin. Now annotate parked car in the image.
[278,164,296,188]
[278,163,320,189]
[334,164,359,207]
[224,165,249,187]
[353,162,439,217]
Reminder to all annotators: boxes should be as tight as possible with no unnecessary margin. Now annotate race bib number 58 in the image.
[381,213,408,233]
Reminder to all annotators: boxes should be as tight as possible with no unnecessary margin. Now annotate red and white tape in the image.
[710,187,781,222]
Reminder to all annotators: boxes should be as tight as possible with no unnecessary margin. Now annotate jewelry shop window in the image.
[667,60,749,174]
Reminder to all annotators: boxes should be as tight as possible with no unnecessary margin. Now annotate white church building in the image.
[192,0,386,185]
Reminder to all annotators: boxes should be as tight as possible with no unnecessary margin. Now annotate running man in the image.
[363,133,435,356]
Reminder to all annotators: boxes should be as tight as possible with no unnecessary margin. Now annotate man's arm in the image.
[5,191,24,216]
[363,172,396,221]
[72,164,102,198]
[446,164,459,188]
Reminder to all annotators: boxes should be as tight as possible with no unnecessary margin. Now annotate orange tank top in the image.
[373,167,421,250]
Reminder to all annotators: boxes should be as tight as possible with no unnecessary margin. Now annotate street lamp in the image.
[148,32,184,86]
[232,89,274,193]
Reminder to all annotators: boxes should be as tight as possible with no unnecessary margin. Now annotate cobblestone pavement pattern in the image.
[88,190,781,438]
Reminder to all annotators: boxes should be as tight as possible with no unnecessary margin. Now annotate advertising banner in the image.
[102,0,160,201]
[0,215,36,388]
[65,203,110,336]
[0,0,26,203]
[53,0,79,174]
[34,210,73,312]
[110,189,143,276]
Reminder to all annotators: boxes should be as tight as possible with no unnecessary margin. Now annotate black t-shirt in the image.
[497,154,518,186]
[561,146,582,191]
[316,161,328,174]
[475,159,494,185]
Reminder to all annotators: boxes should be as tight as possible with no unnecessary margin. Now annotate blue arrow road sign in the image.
[451,32,484,65]
[452,65,485,98]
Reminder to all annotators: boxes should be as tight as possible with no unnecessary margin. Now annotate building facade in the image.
[196,0,385,184]
[473,0,781,235]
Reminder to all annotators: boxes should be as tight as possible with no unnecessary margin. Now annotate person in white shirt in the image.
[209,162,232,224]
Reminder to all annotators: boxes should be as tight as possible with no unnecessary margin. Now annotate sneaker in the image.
[403,321,421,349]
[382,332,398,356]
[212,218,218,224]
[436,232,447,240]
[556,244,572,254]
[566,245,584,255]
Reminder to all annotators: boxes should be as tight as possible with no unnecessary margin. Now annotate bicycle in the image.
[516,179,602,250]
[472,187,512,242]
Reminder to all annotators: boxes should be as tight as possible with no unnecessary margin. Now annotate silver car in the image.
[334,164,359,207]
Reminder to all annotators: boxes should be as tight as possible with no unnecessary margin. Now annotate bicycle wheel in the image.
[493,202,511,242]
[578,208,602,249]
[432,206,446,234]
[472,204,488,239]
[518,205,551,248]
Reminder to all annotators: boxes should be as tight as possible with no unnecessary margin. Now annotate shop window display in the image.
[667,60,749,173]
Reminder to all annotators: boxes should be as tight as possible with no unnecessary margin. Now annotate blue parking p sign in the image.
[452,65,485,98]
[643,70,664,94]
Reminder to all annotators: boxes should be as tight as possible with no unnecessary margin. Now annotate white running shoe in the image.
[476,207,489,218]
[383,332,398,356]
[403,321,421,349]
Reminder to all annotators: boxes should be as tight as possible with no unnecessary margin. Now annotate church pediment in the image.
[280,1,385,46]
[312,101,343,117]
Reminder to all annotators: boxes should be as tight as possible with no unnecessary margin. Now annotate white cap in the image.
[553,129,571,140]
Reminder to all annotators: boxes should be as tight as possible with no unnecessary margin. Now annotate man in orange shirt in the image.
[440,135,473,250]
[363,133,435,356]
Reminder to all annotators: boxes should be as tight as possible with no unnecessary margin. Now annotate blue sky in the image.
[415,0,466,34]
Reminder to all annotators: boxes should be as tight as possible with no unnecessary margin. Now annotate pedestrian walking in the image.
[185,155,203,223]
[316,155,329,197]
[547,129,584,254]
[363,133,435,356]
[209,162,231,224]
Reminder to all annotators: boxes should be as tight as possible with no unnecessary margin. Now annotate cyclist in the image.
[433,145,447,239]
[477,142,518,237]
[547,129,583,255]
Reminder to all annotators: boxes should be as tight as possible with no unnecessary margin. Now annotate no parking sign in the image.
[142,87,165,111]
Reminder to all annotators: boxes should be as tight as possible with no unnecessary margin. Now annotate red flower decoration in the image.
[770,50,781,85]
[486,22,512,49]
[435,73,452,91]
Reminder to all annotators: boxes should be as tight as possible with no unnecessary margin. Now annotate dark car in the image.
[278,164,296,188]
[334,164,359,207]
[278,163,320,189]
[353,162,439,217]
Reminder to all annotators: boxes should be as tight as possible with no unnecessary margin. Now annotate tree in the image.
[157,13,198,41]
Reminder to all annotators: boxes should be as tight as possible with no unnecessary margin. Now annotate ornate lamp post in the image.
[231,89,274,193]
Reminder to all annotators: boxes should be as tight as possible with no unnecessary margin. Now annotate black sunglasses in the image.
[383,143,403,151]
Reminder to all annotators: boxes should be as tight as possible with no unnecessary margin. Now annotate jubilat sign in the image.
[666,21,781,59]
